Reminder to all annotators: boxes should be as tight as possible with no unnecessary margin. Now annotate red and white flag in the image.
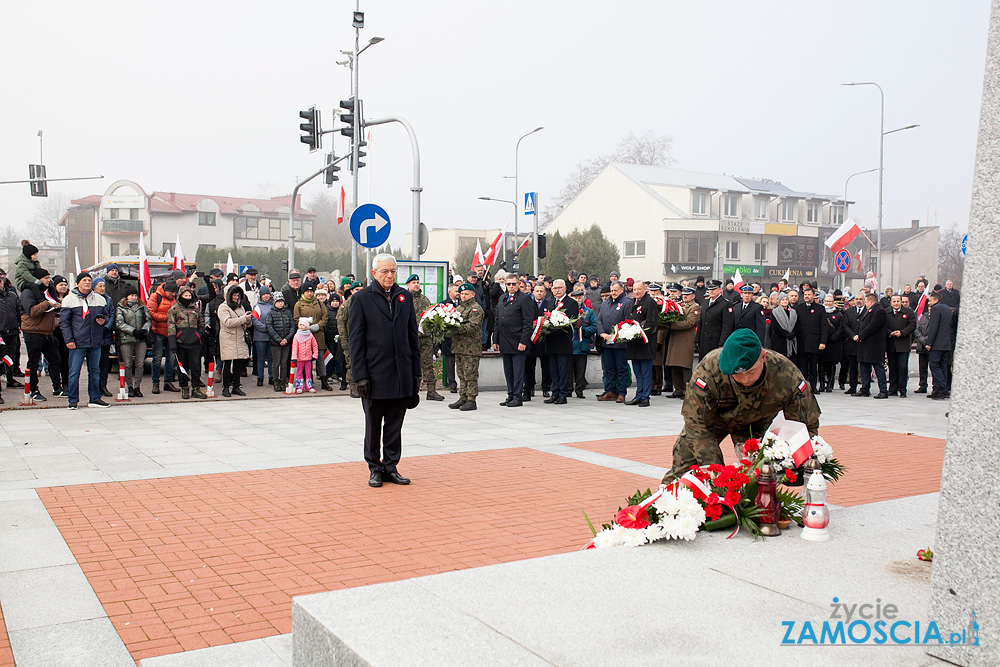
[854,248,863,273]
[2,355,12,367]
[251,306,261,320]
[173,235,186,273]
[825,217,862,254]
[176,360,189,376]
[324,349,334,365]
[915,291,928,318]
[516,234,531,253]
[470,239,485,273]
[483,231,503,267]
[138,232,152,303]
[337,186,346,225]
[732,269,745,291]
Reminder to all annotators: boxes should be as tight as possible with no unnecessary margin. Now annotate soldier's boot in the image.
[340,379,348,391]
[192,387,207,399]
[459,399,477,411]
[321,378,333,391]
[448,398,467,409]
[426,389,445,401]
[181,387,190,400]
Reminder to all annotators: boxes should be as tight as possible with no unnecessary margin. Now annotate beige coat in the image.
[666,300,701,367]
[218,289,251,360]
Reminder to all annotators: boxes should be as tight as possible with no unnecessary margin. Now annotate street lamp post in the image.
[843,168,878,219]
[841,82,919,283]
[478,197,516,265]
[514,127,543,273]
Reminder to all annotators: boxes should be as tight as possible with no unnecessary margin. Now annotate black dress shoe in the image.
[384,471,410,485]
[499,398,511,406]
[553,396,567,404]
[855,391,871,397]
[100,388,113,397]
[575,392,585,399]
[914,387,927,394]
[650,390,661,396]
[899,392,907,398]
[521,395,531,402]
[637,398,650,407]
[506,399,523,407]
[626,398,641,405]
[543,396,557,404]
[257,377,264,387]
[844,388,856,394]
[542,390,550,397]
[930,393,950,400]
[368,471,383,487]
[873,392,889,399]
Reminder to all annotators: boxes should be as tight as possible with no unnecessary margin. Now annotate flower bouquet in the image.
[755,433,845,486]
[608,319,648,343]
[656,297,685,326]
[530,309,579,342]
[583,486,706,548]
[418,303,465,341]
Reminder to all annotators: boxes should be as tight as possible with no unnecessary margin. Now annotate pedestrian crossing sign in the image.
[524,192,536,215]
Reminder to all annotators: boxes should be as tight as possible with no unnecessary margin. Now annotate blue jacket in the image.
[101,294,115,345]
[251,300,273,342]
[572,305,597,355]
[59,288,112,349]
[596,293,632,349]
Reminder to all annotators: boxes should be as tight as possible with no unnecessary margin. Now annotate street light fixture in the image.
[841,82,919,282]
[842,168,879,218]
[514,126,544,274]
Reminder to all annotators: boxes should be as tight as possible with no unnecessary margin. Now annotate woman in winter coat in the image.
[115,285,152,396]
[293,283,329,389]
[217,284,252,396]
[324,292,341,383]
[167,284,207,399]
[768,294,798,362]
[251,285,274,386]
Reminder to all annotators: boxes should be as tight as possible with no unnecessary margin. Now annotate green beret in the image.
[718,329,762,375]
[459,283,476,292]
[340,277,352,286]
[349,281,363,290]
[405,274,420,284]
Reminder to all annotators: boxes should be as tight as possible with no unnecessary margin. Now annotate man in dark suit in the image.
[922,291,953,400]
[854,292,889,398]
[543,279,580,405]
[885,294,917,397]
[794,288,824,392]
[839,294,865,394]
[348,254,421,488]
[524,283,552,400]
[494,273,536,407]
[732,285,766,344]
[697,280,734,357]
[623,280,658,406]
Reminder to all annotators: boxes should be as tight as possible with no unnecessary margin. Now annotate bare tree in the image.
[937,223,966,288]
[27,194,69,246]
[0,226,25,247]
[543,131,675,224]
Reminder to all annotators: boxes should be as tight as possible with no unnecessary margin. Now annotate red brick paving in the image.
[38,448,652,663]
[0,603,12,667]
[563,425,945,506]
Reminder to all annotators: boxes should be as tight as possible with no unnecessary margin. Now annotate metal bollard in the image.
[285,361,297,395]
[19,369,32,405]
[115,365,130,402]
[206,362,216,398]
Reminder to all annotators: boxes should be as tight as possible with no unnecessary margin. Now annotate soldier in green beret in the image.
[449,283,484,411]
[661,328,821,484]
[406,274,445,401]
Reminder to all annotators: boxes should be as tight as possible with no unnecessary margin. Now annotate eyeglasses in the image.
[505,282,517,286]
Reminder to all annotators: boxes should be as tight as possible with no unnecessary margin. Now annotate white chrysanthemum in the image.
[592,527,624,548]
[811,436,834,463]
[618,527,650,547]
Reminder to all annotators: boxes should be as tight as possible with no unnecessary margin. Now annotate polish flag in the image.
[732,269,745,291]
[483,231,503,267]
[854,248,863,273]
[915,291,928,318]
[324,349,334,365]
[251,306,261,320]
[516,234,531,254]
[470,239,485,273]
[173,235,185,273]
[176,360,189,376]
[337,186,346,225]
[138,233,152,303]
[226,252,235,277]
[825,217,862,254]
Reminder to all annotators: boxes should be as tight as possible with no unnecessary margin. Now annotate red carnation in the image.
[724,490,741,507]
[743,438,761,454]
[707,464,725,473]
[705,503,723,521]
[708,492,720,504]
[615,505,650,529]
[753,468,761,479]
[739,458,752,468]
[784,469,797,484]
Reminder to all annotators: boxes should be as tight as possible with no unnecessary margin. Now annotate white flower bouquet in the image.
[609,319,648,343]
[418,303,465,340]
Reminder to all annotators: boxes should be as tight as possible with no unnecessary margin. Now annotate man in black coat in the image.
[839,294,865,394]
[623,280,658,406]
[543,279,580,405]
[524,283,552,400]
[794,288,824,392]
[493,274,536,407]
[922,291,953,399]
[348,254,421,488]
[732,285,766,344]
[885,294,917,397]
[854,292,889,398]
[697,280,734,358]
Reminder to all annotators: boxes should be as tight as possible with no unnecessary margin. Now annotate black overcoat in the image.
[697,297,734,355]
[347,282,421,399]
[624,293,658,360]
[795,301,824,354]
[495,290,536,354]
[542,295,580,356]
[857,305,888,364]
[885,306,917,353]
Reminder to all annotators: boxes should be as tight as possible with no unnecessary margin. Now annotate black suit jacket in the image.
[495,290,536,354]
[698,297,734,354]
[885,306,917,353]
[857,305,888,364]
[924,302,953,351]
[347,282,420,399]
[794,301,824,354]
[542,295,580,356]
[624,293,658,360]
[528,297,552,355]
[732,300,766,345]
[840,306,864,356]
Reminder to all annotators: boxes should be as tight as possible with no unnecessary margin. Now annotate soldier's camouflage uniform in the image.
[662,348,821,484]
[412,290,437,391]
[337,297,353,386]
[452,298,484,401]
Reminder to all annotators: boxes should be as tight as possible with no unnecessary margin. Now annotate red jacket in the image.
[147,284,176,336]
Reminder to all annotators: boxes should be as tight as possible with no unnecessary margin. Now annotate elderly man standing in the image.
[596,280,630,402]
[543,279,580,405]
[406,273,444,401]
[623,279,658,406]
[348,254,421,488]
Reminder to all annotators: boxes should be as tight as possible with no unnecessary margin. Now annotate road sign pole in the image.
[532,193,539,277]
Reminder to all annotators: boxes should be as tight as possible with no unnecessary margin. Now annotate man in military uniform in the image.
[449,283,484,411]
[337,281,363,397]
[697,279,733,358]
[406,273,444,401]
[661,328,821,485]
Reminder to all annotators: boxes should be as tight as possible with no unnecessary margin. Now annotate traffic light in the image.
[339,97,367,173]
[28,164,47,197]
[298,107,321,152]
[324,153,340,186]
[339,98,357,138]
[537,234,547,259]
[281,259,289,272]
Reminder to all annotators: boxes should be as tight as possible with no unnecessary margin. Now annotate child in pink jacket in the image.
[292,317,319,393]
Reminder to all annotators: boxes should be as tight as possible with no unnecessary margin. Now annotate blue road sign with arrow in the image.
[350,204,391,249]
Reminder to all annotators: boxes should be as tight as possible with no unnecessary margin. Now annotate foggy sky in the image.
[0,0,990,253]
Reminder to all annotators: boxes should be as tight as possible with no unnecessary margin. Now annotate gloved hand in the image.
[334,334,340,343]
[356,378,370,399]
[309,323,320,332]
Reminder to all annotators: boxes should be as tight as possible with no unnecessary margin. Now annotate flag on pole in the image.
[173,235,186,273]
[483,231,503,267]
[915,291,928,318]
[324,349,334,366]
[138,232,151,303]
[337,186,346,225]
[781,267,790,283]
[470,239,484,273]
[825,217,862,254]
[226,252,235,277]
[74,247,82,275]
[732,269,745,291]
[176,360,189,376]
[516,234,531,254]
[854,248,863,273]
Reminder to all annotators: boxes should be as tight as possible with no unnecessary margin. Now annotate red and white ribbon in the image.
[530,316,544,343]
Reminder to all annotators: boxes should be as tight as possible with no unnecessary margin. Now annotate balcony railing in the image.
[102,220,144,233]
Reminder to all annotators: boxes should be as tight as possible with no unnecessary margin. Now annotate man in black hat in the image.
[282,271,302,310]
[722,278,739,304]
[20,268,64,400]
[697,280,733,357]
[302,267,321,293]
[240,267,261,308]
[694,276,707,306]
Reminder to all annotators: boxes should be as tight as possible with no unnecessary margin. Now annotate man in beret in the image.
[406,274,444,400]
[661,329,821,484]
[449,283,484,411]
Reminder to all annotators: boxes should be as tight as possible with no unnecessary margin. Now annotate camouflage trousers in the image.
[662,417,773,485]
[419,335,437,391]
[343,347,352,385]
[456,354,480,400]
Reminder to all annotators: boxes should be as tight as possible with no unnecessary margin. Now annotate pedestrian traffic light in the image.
[537,234,547,259]
[28,164,47,197]
[324,153,340,186]
[298,107,321,152]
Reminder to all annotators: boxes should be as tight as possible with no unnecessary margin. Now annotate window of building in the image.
[723,194,739,218]
[47,258,56,266]
[755,197,768,220]
[199,211,217,226]
[691,191,708,216]
[725,240,740,261]
[754,242,768,262]
[162,243,175,256]
[110,243,120,256]
[831,205,844,226]
[129,208,140,220]
[624,240,645,258]
[807,202,820,223]
[665,231,717,264]
[234,216,313,242]
[109,208,120,220]
[781,200,796,222]
[198,244,216,252]
[127,243,139,255]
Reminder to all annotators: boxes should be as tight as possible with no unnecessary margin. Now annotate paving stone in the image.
[0,564,106,631]
[8,617,132,667]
